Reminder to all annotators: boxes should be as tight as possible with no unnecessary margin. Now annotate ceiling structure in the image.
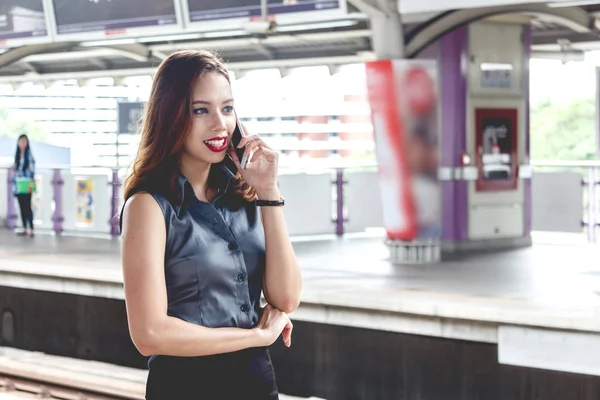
[0,22,374,82]
[2,2,600,83]
[532,3,600,51]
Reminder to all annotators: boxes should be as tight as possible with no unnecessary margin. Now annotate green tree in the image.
[531,98,597,161]
[0,107,50,143]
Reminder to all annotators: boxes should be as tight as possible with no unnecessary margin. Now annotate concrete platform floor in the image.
[2,229,600,337]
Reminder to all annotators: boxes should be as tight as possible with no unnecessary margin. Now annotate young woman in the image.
[120,50,302,399]
[13,134,36,237]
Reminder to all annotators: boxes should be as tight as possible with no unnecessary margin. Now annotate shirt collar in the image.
[175,162,236,215]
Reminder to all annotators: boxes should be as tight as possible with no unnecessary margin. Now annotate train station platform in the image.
[2,229,600,399]
[2,229,600,340]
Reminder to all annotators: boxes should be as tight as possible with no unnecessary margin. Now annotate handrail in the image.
[531,160,600,168]
[0,163,73,170]
[0,162,379,172]
[2,160,599,242]
[3,160,599,174]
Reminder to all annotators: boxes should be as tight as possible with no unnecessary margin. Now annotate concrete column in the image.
[441,22,531,253]
[370,0,405,60]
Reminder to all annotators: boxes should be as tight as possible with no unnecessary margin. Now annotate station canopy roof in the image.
[1,1,600,84]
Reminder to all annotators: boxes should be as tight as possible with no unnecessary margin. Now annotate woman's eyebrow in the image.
[192,98,234,105]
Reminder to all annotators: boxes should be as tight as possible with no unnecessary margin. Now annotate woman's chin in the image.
[183,149,227,165]
[208,151,228,164]
[200,152,227,166]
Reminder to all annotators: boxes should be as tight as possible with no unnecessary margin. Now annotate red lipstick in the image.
[203,136,228,153]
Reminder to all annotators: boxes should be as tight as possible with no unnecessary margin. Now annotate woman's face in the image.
[182,72,236,166]
[18,137,28,152]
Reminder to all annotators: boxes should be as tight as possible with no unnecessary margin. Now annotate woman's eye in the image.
[193,108,208,115]
[223,106,234,113]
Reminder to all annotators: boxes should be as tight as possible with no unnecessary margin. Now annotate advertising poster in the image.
[118,101,144,134]
[365,59,441,241]
[480,62,513,89]
[187,0,340,22]
[475,108,518,192]
[76,178,94,226]
[0,0,47,40]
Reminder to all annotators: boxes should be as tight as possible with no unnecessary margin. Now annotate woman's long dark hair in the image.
[123,50,256,205]
[14,134,33,171]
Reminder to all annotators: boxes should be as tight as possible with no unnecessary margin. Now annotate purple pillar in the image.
[523,25,532,236]
[52,169,63,234]
[335,169,345,237]
[440,27,469,242]
[6,168,17,230]
[110,169,121,237]
[595,168,599,244]
[587,168,597,244]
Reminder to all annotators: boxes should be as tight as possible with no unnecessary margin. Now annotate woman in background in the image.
[13,134,36,237]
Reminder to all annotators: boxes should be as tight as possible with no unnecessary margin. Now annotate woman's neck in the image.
[179,157,212,201]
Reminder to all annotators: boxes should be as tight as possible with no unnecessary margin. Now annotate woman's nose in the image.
[211,113,227,130]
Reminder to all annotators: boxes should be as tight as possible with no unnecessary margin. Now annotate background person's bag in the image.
[15,177,36,194]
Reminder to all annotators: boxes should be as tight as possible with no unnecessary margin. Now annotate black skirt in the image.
[145,347,279,400]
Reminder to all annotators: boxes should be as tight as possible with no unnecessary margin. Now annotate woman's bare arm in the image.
[258,189,302,314]
[121,193,267,357]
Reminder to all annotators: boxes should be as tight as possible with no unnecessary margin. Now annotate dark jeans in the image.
[146,347,279,400]
[16,193,34,230]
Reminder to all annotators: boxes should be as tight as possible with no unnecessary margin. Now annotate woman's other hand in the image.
[254,304,293,348]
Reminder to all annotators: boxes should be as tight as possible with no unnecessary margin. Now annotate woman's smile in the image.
[203,135,228,152]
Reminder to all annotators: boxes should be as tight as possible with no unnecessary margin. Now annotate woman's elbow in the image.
[135,344,154,358]
[279,299,301,314]
[130,325,162,357]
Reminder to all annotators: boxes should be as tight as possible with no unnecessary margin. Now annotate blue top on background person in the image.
[13,134,36,237]
[13,134,36,194]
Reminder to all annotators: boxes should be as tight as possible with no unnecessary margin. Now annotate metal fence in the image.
[0,163,382,239]
[2,161,599,243]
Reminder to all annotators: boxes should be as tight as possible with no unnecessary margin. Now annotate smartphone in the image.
[231,119,249,169]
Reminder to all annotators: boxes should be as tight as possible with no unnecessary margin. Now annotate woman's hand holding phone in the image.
[231,122,249,169]
[228,123,279,200]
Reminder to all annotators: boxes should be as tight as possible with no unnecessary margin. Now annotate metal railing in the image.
[3,161,599,243]
[1,163,380,238]
[1,165,121,236]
